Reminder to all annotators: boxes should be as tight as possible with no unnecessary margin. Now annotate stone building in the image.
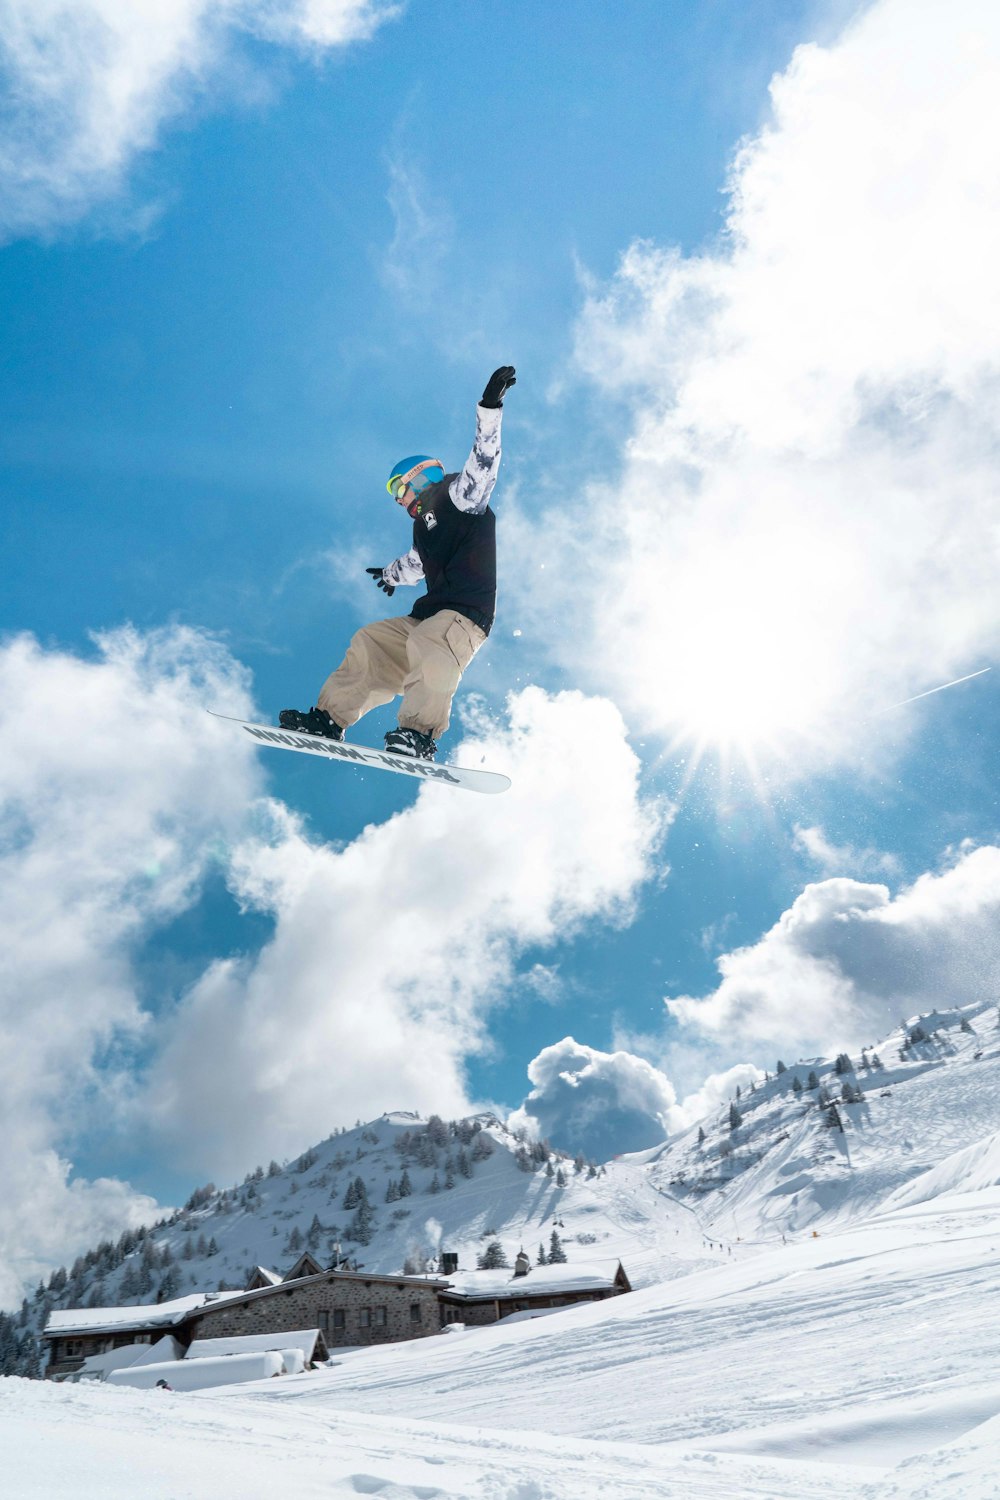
[186,1267,449,1351]
[44,1253,634,1379]
[45,1266,449,1378]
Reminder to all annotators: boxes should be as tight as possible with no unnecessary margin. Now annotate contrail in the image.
[879,666,992,714]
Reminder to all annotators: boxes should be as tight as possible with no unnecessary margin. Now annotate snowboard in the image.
[208,712,511,795]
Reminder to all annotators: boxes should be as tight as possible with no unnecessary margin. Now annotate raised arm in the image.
[449,365,515,516]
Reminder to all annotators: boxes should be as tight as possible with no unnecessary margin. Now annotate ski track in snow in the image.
[7,1013,1000,1497]
[7,1190,1000,1498]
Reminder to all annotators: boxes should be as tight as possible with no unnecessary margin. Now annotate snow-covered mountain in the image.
[636,998,1000,1244]
[6,999,1000,1382]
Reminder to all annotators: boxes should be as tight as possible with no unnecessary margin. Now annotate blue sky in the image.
[2,0,999,1299]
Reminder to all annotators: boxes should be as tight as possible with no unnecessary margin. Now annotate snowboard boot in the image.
[279,706,344,741]
[384,726,438,760]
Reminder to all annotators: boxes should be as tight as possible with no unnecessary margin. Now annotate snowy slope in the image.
[8,1003,1000,1494]
[23,1111,716,1351]
[19,1001,1000,1359]
[6,1182,1000,1497]
[632,1000,1000,1247]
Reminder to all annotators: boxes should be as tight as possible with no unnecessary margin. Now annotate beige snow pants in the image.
[318,609,487,740]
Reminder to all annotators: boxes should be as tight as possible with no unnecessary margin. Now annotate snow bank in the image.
[108,1352,283,1391]
[879,1130,1000,1212]
[185,1329,319,1364]
[131,1336,184,1368]
[78,1335,183,1382]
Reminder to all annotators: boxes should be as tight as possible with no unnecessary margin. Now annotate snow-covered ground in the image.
[7,1005,1000,1495]
[6,1181,1000,1497]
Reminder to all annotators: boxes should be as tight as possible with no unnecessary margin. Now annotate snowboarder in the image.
[280,366,516,761]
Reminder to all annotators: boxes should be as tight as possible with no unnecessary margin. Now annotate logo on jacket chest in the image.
[422,511,438,530]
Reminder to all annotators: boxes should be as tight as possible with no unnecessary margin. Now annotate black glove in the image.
[366,566,395,597]
[480,365,516,408]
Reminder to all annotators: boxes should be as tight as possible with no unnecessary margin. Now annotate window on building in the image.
[373,1306,386,1327]
[409,1303,422,1325]
[333,1309,345,1330]
[359,1307,371,1328]
[64,1340,84,1357]
[319,1310,346,1334]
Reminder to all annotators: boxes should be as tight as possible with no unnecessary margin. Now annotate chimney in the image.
[513,1249,531,1278]
[440,1252,459,1275]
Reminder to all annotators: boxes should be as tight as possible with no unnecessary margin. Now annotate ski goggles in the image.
[387,459,444,498]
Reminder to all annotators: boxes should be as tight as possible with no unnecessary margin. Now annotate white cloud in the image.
[793,822,900,878]
[0,625,260,1304]
[0,627,664,1300]
[142,686,667,1177]
[382,153,455,304]
[667,843,1000,1056]
[671,1062,765,1130]
[510,1035,763,1156]
[516,0,1000,775]
[509,1037,679,1159]
[0,0,397,238]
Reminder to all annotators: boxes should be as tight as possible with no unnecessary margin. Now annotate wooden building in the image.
[437,1258,632,1327]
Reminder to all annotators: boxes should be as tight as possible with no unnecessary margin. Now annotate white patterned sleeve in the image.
[449,404,503,515]
[383,548,425,587]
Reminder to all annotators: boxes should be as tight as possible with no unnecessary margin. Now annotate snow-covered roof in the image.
[248,1265,283,1287]
[186,1329,321,1362]
[440,1260,627,1301]
[44,1291,245,1338]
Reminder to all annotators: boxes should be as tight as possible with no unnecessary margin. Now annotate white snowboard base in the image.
[209,712,511,795]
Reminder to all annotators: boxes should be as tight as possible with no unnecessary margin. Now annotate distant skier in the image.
[280,366,516,761]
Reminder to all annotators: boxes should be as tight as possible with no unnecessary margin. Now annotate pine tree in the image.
[471,1132,494,1161]
[477,1240,509,1269]
[537,1243,548,1265]
[119,1263,141,1300]
[398,1168,412,1197]
[776,1060,787,1074]
[807,1071,820,1089]
[792,1076,804,1095]
[428,1172,441,1194]
[158,1267,180,1300]
[545,1160,554,1178]
[728,1102,743,1130]
[347,1201,375,1245]
[697,1126,706,1144]
[555,1167,566,1187]
[548,1230,567,1264]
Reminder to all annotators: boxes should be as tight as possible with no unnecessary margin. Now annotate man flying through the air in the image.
[280,365,515,762]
